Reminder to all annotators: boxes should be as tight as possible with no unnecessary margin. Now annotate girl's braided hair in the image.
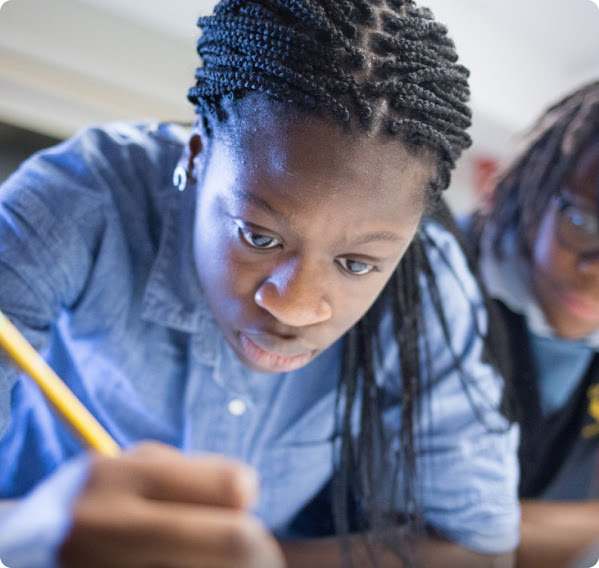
[188,0,472,193]
[187,1,476,566]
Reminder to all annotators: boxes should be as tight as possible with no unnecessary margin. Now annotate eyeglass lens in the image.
[557,197,599,255]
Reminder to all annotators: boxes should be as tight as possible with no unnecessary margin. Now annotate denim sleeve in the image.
[378,222,520,554]
[0,121,172,436]
[417,222,520,553]
[0,455,90,568]
[0,122,180,566]
[0,148,100,565]
[0,134,103,439]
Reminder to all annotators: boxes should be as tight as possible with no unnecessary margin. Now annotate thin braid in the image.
[393,241,423,519]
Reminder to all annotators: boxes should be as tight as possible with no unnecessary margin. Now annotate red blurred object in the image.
[472,156,500,211]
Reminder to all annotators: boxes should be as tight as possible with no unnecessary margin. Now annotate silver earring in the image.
[172,165,187,192]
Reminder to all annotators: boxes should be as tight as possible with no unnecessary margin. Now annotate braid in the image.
[188,0,471,192]
[488,80,599,258]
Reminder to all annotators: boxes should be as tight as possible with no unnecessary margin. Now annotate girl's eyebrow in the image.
[233,187,287,220]
[350,232,402,246]
[561,189,595,210]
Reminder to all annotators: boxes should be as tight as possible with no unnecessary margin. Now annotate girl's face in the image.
[530,141,599,339]
[191,112,434,373]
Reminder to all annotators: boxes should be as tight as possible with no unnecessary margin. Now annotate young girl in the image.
[465,80,599,568]
[0,1,518,567]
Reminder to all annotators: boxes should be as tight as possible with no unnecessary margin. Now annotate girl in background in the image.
[465,80,599,568]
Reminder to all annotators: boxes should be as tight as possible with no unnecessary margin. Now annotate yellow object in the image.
[583,384,599,439]
[0,310,120,457]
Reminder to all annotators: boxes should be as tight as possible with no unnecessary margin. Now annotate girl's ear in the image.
[174,133,203,190]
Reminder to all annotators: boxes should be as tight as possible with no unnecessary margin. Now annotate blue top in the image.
[0,122,519,567]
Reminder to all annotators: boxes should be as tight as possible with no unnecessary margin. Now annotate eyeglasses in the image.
[555,195,599,257]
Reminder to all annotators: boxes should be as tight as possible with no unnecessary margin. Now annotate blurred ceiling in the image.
[1,0,598,156]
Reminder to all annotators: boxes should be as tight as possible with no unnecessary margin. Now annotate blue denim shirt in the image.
[0,122,519,566]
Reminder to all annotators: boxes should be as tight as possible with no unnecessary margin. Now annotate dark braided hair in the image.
[188,0,471,193]
[487,80,599,259]
[187,1,475,566]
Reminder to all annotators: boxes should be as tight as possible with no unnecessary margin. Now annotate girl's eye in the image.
[237,224,280,249]
[338,258,375,275]
[567,210,597,235]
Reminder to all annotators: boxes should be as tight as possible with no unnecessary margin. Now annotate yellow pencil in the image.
[0,309,120,457]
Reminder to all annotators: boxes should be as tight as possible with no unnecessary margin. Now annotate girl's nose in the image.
[254,258,332,327]
[578,252,599,275]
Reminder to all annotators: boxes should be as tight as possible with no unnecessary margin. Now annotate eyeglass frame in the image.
[554,194,599,258]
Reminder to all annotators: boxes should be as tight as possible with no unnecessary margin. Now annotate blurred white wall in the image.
[1,0,598,211]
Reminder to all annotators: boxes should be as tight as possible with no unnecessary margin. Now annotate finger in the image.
[133,504,281,568]
[62,498,284,568]
[86,442,259,510]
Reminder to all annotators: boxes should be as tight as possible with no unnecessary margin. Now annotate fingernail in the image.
[238,465,259,508]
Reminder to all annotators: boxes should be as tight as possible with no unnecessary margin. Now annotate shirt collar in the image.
[140,169,220,365]
[480,222,599,350]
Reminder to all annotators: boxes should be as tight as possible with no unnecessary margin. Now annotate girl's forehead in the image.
[212,107,436,189]
[201,117,433,234]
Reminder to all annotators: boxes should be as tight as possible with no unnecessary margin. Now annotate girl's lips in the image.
[560,290,599,320]
[239,333,314,372]
[243,331,315,357]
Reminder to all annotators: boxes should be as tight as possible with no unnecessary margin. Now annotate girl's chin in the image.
[547,309,599,340]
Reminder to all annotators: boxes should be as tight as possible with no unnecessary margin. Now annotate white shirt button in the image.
[228,398,247,416]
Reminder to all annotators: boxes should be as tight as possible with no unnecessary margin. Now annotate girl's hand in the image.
[58,442,286,568]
